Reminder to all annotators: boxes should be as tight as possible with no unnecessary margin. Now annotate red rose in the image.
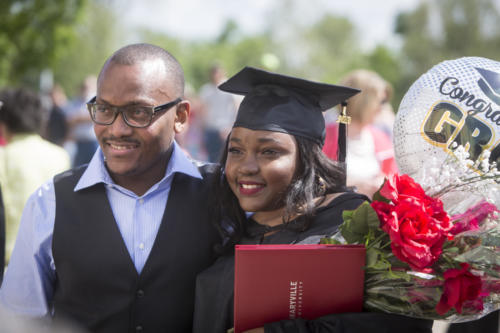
[371,174,453,271]
[436,263,484,315]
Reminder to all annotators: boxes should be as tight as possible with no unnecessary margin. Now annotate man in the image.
[0,188,4,284]
[0,88,71,264]
[0,44,220,333]
[64,75,99,166]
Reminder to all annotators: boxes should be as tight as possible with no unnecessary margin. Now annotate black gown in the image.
[193,192,433,333]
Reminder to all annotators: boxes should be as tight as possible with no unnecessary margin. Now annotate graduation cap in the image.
[218,66,360,148]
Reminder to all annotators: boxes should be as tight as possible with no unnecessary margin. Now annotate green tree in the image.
[0,0,87,88]
[366,46,401,86]
[52,0,123,97]
[365,45,402,109]
[137,20,275,91]
[395,0,500,106]
[300,14,366,84]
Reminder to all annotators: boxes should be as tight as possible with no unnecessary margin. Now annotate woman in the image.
[193,67,432,333]
[323,70,397,197]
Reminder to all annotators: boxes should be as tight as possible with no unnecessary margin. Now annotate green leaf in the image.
[372,191,390,203]
[381,270,412,282]
[371,261,392,270]
[372,179,391,203]
[320,237,342,245]
[360,202,381,230]
[366,247,379,267]
[342,209,354,221]
[444,246,459,253]
[340,211,365,244]
[352,202,381,230]
[340,202,381,243]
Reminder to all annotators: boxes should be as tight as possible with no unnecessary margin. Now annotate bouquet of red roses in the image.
[323,147,500,322]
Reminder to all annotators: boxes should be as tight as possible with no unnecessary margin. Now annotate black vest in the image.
[52,163,220,333]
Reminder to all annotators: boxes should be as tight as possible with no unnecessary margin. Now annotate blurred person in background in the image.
[0,102,5,147]
[0,101,4,282]
[0,186,4,284]
[46,84,69,147]
[0,88,70,264]
[373,83,396,140]
[175,84,208,161]
[65,75,98,166]
[199,64,239,162]
[323,69,397,197]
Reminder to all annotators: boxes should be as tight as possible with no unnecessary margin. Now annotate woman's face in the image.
[225,127,298,215]
[363,88,387,125]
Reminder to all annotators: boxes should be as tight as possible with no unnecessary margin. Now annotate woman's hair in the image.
[211,133,348,252]
[340,70,392,126]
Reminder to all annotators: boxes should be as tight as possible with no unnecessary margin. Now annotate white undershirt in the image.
[346,127,380,182]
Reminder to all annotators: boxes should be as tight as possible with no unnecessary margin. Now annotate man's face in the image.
[94,59,185,183]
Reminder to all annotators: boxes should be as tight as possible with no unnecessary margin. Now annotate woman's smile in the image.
[238,181,266,195]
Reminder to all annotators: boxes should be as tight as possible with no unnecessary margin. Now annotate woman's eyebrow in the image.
[257,137,281,143]
[229,137,241,143]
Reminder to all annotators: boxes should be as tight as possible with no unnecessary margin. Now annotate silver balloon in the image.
[395,57,500,177]
[394,57,500,208]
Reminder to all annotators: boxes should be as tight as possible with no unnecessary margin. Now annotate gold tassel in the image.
[336,103,351,125]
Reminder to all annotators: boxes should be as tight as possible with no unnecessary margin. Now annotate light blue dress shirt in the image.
[0,141,202,317]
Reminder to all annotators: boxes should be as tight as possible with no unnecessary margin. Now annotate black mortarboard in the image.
[218,66,360,145]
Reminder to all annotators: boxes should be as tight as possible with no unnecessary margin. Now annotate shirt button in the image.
[137,289,145,298]
[135,325,143,332]
[139,243,145,250]
[139,198,144,204]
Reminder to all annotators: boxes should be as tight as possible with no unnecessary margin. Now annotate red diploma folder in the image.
[234,244,366,333]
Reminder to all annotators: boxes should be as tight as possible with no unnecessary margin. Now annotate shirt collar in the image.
[74,140,202,192]
[8,133,38,143]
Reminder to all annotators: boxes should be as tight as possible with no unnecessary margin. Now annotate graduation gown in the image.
[194,192,432,333]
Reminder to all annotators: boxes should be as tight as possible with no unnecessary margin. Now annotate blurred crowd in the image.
[0,65,397,272]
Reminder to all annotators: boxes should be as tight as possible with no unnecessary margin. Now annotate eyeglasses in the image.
[86,96,182,128]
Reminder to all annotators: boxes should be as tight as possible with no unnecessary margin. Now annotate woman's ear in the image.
[174,100,190,134]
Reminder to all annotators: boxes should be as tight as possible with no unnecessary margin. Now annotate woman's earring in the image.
[220,167,226,184]
[317,176,326,195]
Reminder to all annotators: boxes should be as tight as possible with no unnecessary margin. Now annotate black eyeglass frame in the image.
[86,96,183,128]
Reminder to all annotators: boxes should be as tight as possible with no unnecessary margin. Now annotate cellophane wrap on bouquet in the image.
[322,57,500,322]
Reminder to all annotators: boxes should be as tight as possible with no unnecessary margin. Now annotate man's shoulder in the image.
[174,160,219,192]
[53,164,88,187]
[194,161,219,177]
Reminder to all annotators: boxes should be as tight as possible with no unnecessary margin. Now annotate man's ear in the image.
[174,100,190,134]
